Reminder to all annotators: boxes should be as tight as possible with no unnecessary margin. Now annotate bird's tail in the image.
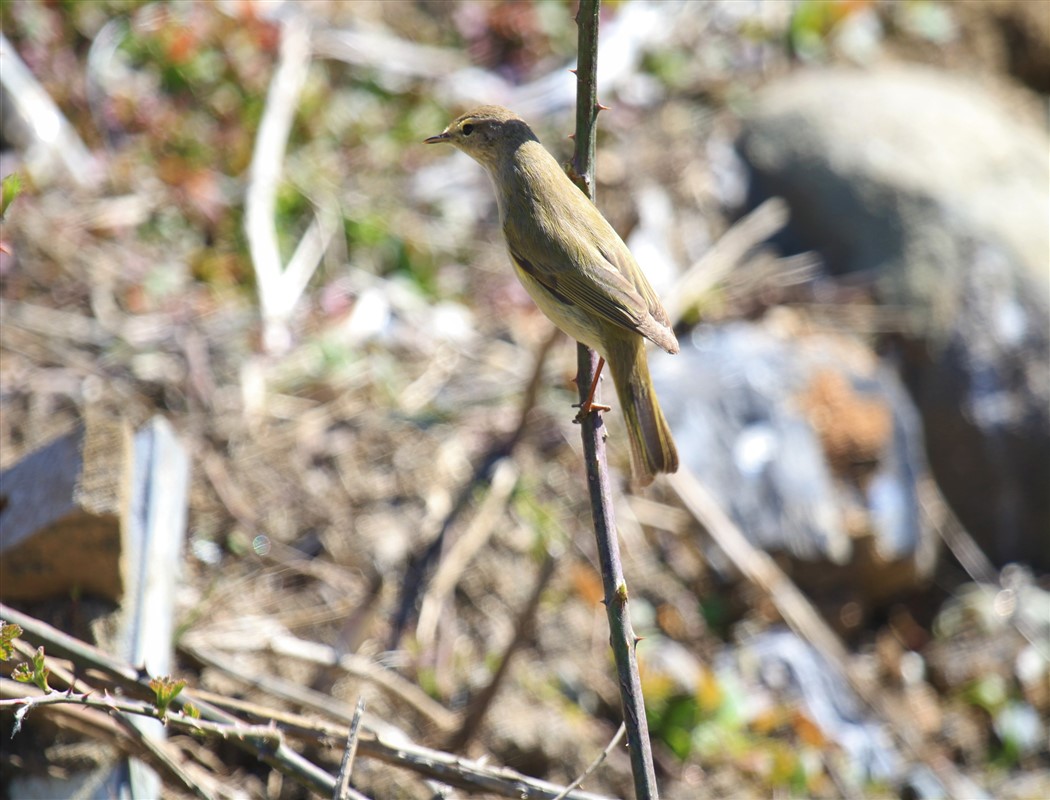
[608,338,678,486]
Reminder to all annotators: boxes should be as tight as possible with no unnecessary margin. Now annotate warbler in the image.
[425,105,678,484]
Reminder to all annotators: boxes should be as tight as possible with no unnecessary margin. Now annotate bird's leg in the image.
[574,357,612,421]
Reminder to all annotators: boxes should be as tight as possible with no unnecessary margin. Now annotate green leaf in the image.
[1,173,22,218]
[0,622,23,661]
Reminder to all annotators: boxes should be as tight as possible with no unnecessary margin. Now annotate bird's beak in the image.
[424,131,450,144]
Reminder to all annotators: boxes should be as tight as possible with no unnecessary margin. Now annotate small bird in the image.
[425,105,678,484]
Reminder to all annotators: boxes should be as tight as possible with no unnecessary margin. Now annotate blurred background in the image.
[1,1,1047,798]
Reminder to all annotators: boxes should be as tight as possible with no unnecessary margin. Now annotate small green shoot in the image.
[12,646,51,693]
[149,676,187,720]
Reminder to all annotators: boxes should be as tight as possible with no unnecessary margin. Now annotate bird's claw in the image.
[573,400,612,423]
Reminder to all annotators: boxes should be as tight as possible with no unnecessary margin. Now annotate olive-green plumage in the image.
[426,105,678,484]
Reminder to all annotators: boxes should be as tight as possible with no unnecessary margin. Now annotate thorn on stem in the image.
[596,102,611,112]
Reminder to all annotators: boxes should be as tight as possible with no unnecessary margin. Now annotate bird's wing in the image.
[508,240,650,335]
[597,238,675,334]
[502,164,678,353]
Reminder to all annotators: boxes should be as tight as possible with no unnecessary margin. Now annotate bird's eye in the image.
[462,123,475,136]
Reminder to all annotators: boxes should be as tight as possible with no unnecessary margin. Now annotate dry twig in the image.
[0,33,97,185]
[571,2,659,797]
[553,723,627,800]
[1,618,615,800]
[333,696,369,800]
[664,197,790,323]
[245,13,335,355]
[181,634,458,734]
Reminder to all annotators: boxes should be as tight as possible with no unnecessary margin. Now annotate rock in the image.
[736,66,1050,568]
[738,66,1048,338]
[910,240,1050,568]
[654,317,937,608]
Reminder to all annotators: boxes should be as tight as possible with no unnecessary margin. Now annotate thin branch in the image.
[0,604,241,728]
[1,678,614,800]
[919,478,1049,658]
[0,680,220,800]
[0,34,98,186]
[1,685,275,741]
[553,723,626,800]
[0,680,296,795]
[282,205,339,312]
[2,681,334,796]
[1,604,151,694]
[186,688,617,800]
[244,13,330,354]
[182,637,458,733]
[362,725,616,800]
[333,696,367,800]
[571,1,659,798]
[311,27,466,78]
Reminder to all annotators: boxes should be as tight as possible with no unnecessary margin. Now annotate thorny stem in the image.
[571,1,659,798]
